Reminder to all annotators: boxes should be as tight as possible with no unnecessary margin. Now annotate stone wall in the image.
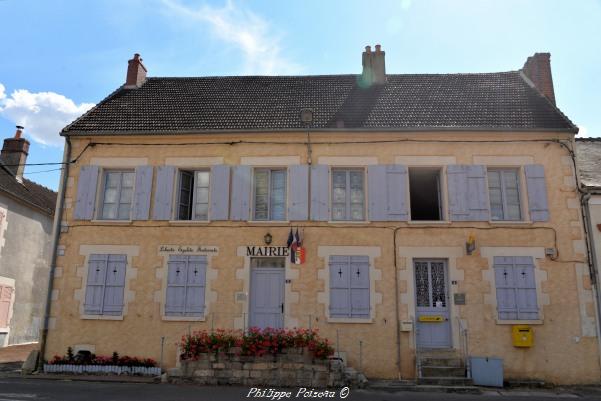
[170,349,345,387]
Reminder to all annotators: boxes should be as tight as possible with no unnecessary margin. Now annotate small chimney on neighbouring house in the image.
[361,44,386,86]
[1,126,30,182]
[522,53,556,105]
[125,53,147,88]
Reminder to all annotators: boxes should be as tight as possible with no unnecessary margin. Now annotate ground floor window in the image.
[329,255,370,318]
[493,256,538,320]
[165,255,207,317]
[84,254,127,316]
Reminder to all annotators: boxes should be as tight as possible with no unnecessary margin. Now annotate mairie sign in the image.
[246,246,290,257]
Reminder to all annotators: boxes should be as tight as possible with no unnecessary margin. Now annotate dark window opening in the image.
[409,168,442,221]
[178,171,194,220]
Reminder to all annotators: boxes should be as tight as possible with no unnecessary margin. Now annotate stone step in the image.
[418,376,474,386]
[421,366,466,378]
[419,357,464,367]
[417,349,462,359]
[368,381,481,394]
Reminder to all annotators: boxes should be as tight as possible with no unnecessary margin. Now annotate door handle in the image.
[281,303,284,314]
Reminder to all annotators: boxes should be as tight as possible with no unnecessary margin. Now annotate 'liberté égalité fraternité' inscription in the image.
[159,246,218,254]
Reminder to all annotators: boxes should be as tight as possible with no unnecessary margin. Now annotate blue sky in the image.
[1,0,600,190]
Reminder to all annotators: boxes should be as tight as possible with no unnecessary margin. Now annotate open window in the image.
[177,170,210,220]
[409,168,443,221]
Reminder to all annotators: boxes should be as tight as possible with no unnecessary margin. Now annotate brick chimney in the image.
[361,44,386,86]
[522,53,556,105]
[125,53,147,88]
[1,126,30,182]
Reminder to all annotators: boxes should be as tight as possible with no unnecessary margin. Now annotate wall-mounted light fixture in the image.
[264,232,273,245]
[466,234,476,255]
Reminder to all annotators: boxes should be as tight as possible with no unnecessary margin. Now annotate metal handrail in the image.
[412,316,421,379]
[456,317,471,379]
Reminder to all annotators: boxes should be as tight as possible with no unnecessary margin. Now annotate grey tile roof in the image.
[0,161,57,215]
[576,138,601,188]
[62,71,576,135]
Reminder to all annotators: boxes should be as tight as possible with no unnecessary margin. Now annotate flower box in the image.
[43,364,161,376]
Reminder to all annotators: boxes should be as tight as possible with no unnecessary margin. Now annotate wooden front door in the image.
[249,257,285,329]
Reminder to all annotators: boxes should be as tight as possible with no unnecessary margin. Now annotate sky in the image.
[1,0,600,190]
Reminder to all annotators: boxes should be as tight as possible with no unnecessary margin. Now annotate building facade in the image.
[43,49,600,383]
[0,127,57,346]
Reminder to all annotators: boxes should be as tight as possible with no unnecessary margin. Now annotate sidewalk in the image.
[0,343,38,364]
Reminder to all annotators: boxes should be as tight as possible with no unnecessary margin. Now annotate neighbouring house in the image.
[0,126,57,347]
[43,48,600,384]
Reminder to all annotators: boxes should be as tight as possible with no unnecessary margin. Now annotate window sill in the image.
[326,317,374,324]
[81,314,124,321]
[90,219,132,225]
[407,220,451,225]
[327,220,370,224]
[162,315,206,322]
[247,220,290,224]
[495,319,543,325]
[489,220,533,226]
[169,220,210,225]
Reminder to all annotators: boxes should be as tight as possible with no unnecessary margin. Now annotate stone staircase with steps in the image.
[417,348,473,387]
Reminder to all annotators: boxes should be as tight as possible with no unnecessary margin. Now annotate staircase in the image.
[417,348,472,386]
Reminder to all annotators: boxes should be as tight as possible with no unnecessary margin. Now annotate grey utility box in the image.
[470,356,504,387]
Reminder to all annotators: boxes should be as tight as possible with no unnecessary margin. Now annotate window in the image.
[331,169,365,221]
[165,255,207,317]
[100,170,134,220]
[177,170,210,220]
[488,169,521,221]
[253,168,287,221]
[329,255,370,318]
[0,285,14,328]
[84,254,127,316]
[493,256,538,320]
[409,168,442,220]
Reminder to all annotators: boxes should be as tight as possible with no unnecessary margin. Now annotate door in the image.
[414,259,451,348]
[249,257,285,329]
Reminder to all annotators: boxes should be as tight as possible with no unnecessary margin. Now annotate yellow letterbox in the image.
[512,325,533,347]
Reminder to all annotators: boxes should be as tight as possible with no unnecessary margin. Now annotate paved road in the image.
[0,377,598,401]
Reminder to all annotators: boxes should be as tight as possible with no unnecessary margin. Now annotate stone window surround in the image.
[155,246,219,322]
[481,246,549,325]
[235,246,300,330]
[398,246,464,349]
[317,246,382,323]
[75,245,139,320]
[0,276,16,347]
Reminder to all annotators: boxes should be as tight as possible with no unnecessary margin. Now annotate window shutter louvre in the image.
[310,165,329,221]
[102,254,127,315]
[386,165,408,220]
[288,165,309,221]
[230,165,252,221]
[466,165,490,220]
[132,166,153,220]
[185,255,207,316]
[515,256,539,320]
[152,166,176,220]
[447,165,469,220]
[367,165,386,221]
[0,286,14,328]
[74,165,99,220]
[209,165,231,221]
[329,256,351,317]
[84,254,108,315]
[165,255,187,316]
[524,164,549,222]
[494,256,518,320]
[349,256,370,318]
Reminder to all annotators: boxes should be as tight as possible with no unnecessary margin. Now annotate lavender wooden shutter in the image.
[230,165,251,221]
[132,166,153,220]
[310,165,329,221]
[74,165,99,220]
[447,165,469,221]
[494,256,518,320]
[152,166,176,220]
[350,256,370,318]
[515,256,539,319]
[466,165,490,220]
[386,165,408,220]
[102,254,127,315]
[165,255,187,316]
[524,164,549,222]
[185,255,207,316]
[84,254,107,315]
[368,165,387,221]
[209,165,230,220]
[329,256,350,317]
[288,165,309,221]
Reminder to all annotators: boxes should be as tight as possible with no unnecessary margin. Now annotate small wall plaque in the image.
[454,293,466,305]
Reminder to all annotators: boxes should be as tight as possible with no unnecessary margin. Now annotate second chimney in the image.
[361,44,386,86]
[1,126,30,182]
[522,53,556,105]
[125,53,147,88]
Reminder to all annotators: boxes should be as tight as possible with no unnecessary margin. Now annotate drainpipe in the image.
[580,192,601,375]
[393,227,402,379]
[37,137,71,370]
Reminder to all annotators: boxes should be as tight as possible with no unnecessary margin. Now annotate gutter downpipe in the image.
[37,137,71,370]
[581,191,601,376]
[393,227,402,380]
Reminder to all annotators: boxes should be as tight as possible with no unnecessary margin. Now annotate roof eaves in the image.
[0,185,55,216]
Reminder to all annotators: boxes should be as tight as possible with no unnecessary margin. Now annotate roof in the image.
[62,71,576,135]
[576,138,601,188]
[0,161,57,215]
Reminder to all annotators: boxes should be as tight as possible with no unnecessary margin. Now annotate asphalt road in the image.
[0,377,599,401]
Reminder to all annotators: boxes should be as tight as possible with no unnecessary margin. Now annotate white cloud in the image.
[0,84,95,147]
[161,0,301,75]
[576,124,588,137]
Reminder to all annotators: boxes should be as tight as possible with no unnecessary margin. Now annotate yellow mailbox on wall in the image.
[512,325,533,347]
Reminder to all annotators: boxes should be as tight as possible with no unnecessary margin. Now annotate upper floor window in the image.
[253,168,287,221]
[177,170,210,221]
[409,168,443,221]
[488,169,521,221]
[99,170,134,220]
[331,169,365,221]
